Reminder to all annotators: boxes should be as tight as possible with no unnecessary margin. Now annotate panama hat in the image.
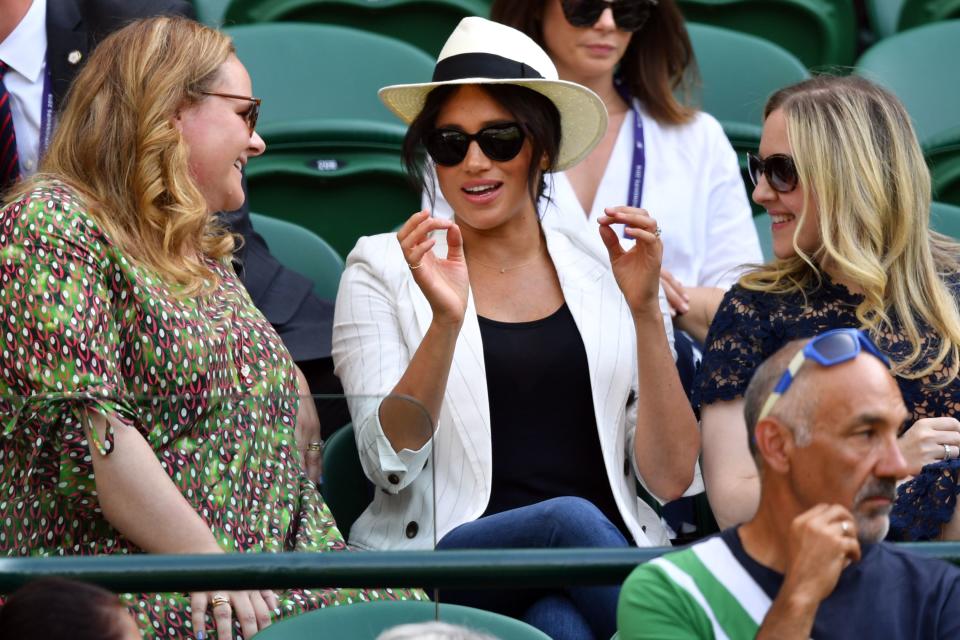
[378,17,608,172]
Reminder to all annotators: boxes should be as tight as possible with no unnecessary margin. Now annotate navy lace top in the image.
[695,274,960,541]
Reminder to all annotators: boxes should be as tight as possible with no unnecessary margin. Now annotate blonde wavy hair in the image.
[14,16,237,295]
[740,75,960,381]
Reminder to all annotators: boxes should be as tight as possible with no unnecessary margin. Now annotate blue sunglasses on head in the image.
[758,329,890,422]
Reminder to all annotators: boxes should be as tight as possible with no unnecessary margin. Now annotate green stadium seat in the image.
[225,23,433,256]
[688,23,810,127]
[253,600,551,639]
[931,201,960,239]
[866,0,960,40]
[223,0,490,57]
[321,424,372,542]
[248,213,344,300]
[926,127,960,207]
[865,0,905,39]
[244,121,419,258]
[855,20,960,147]
[193,0,232,25]
[226,23,435,129]
[897,0,960,33]
[677,0,857,68]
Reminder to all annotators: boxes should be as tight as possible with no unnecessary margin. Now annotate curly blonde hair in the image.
[18,16,237,295]
[740,75,960,381]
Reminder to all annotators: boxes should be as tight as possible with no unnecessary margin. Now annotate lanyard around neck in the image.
[613,78,645,237]
[38,64,54,158]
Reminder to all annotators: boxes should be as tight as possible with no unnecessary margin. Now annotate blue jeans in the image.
[435,496,628,640]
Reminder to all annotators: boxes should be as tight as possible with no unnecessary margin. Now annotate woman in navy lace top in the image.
[696,75,960,541]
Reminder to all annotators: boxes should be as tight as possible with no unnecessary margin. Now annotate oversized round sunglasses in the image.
[747,152,799,193]
[423,123,526,166]
[560,0,658,32]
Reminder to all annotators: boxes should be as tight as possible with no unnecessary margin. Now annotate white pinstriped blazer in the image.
[332,225,677,550]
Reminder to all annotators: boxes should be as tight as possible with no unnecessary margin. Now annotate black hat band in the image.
[432,52,544,83]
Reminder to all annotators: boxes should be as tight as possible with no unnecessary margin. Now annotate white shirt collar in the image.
[0,0,48,83]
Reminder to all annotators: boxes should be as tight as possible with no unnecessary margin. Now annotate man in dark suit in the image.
[3,0,345,444]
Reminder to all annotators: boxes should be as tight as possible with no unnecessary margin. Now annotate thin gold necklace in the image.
[467,242,545,274]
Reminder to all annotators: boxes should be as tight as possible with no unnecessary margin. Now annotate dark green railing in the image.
[2,544,959,593]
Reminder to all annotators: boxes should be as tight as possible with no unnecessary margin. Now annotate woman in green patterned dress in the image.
[0,16,422,640]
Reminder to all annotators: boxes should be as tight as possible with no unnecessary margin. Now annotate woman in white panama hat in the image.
[332,17,698,639]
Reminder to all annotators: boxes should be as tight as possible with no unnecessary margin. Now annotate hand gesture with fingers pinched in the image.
[598,206,664,317]
[780,504,861,607]
[397,210,469,327]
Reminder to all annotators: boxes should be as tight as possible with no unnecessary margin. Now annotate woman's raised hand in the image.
[397,210,469,326]
[598,206,663,317]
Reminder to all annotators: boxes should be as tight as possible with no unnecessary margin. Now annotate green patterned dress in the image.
[0,183,423,637]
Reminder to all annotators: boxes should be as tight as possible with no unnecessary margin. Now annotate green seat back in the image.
[678,0,856,68]
[688,23,810,128]
[244,121,418,258]
[866,0,905,39]
[226,23,435,129]
[931,201,960,239]
[927,130,960,207]
[321,424,372,542]
[248,212,344,300]
[224,0,489,57]
[254,600,550,639]
[226,24,429,257]
[898,0,960,32]
[194,0,232,25]
[855,20,960,147]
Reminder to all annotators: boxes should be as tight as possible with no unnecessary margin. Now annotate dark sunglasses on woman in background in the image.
[200,91,262,135]
[560,0,658,32]
[746,152,799,193]
[423,123,526,166]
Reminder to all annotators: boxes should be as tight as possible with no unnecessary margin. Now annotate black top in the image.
[478,303,630,540]
[696,274,960,541]
[723,527,960,639]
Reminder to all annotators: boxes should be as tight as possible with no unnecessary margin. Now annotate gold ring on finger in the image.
[307,441,323,452]
[211,594,230,608]
[408,262,422,270]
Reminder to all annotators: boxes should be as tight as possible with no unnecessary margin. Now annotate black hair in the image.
[0,578,132,640]
[401,84,562,211]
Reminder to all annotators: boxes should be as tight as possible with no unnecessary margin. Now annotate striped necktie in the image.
[0,60,21,198]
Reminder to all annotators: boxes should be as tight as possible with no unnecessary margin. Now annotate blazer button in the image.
[405,521,419,539]
[388,473,400,485]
